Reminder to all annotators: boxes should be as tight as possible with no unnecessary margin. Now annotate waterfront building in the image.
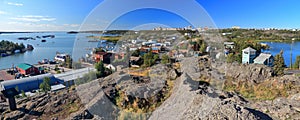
[16,63,39,75]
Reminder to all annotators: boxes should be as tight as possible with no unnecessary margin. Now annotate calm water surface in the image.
[262,41,300,67]
[0,32,100,69]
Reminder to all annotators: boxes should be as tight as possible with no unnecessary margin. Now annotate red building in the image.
[93,52,111,63]
[16,63,39,75]
[114,52,125,60]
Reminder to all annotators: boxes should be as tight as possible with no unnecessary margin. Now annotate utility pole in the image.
[290,42,293,69]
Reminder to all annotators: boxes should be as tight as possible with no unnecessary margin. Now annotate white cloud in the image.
[3,22,80,31]
[7,2,23,6]
[11,15,56,22]
[0,11,7,15]
[64,24,80,27]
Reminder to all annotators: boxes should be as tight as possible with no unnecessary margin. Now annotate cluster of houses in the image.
[90,37,208,69]
[91,39,171,68]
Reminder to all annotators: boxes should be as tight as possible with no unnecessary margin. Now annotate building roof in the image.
[51,84,66,91]
[94,52,108,56]
[254,53,272,63]
[130,56,141,61]
[16,63,34,70]
[0,73,60,92]
[151,47,160,50]
[242,47,256,52]
[224,42,235,45]
[54,67,96,82]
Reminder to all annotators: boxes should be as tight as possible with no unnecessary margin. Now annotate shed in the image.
[224,42,235,49]
[254,53,274,67]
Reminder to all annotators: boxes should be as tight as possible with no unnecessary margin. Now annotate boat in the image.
[1,53,8,57]
[14,50,20,53]
[55,53,69,62]
[41,40,46,42]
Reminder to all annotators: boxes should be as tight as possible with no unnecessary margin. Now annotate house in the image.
[105,64,116,72]
[224,42,235,49]
[16,63,39,75]
[130,56,142,67]
[93,52,111,64]
[114,52,125,60]
[242,47,257,64]
[151,47,160,54]
[254,53,274,67]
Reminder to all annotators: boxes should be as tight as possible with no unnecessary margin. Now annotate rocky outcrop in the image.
[150,57,270,120]
[221,63,274,84]
[74,78,119,119]
[150,72,267,120]
[252,97,300,119]
[1,89,82,120]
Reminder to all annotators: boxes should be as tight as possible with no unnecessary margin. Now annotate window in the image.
[244,51,249,54]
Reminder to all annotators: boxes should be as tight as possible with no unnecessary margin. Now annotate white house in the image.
[105,64,116,72]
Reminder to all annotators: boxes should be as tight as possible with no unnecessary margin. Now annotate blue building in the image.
[0,73,63,93]
[242,47,257,64]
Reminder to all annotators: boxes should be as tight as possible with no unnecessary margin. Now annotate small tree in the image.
[95,60,105,78]
[132,49,140,57]
[199,41,207,53]
[226,53,235,63]
[273,50,285,76]
[21,90,27,98]
[40,77,51,92]
[65,55,72,68]
[293,56,300,69]
[161,54,170,64]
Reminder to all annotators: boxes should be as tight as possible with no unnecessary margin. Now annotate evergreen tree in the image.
[226,53,235,63]
[273,50,285,76]
[132,49,140,57]
[40,77,51,92]
[95,60,105,77]
[199,41,207,53]
[293,56,300,69]
[161,54,170,64]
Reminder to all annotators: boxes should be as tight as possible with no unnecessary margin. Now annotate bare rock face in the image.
[149,72,268,120]
[150,57,270,120]
[252,97,300,120]
[74,78,119,120]
[289,93,300,101]
[225,63,274,84]
[1,89,82,120]
[168,68,179,80]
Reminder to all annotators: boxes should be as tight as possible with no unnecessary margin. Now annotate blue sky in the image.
[0,0,300,31]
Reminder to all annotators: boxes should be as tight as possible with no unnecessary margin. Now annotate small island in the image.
[0,40,26,57]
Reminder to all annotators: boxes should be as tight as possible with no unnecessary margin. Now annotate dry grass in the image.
[223,77,292,101]
[128,69,149,77]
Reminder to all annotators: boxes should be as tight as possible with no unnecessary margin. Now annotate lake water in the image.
[261,41,300,67]
[0,32,100,69]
